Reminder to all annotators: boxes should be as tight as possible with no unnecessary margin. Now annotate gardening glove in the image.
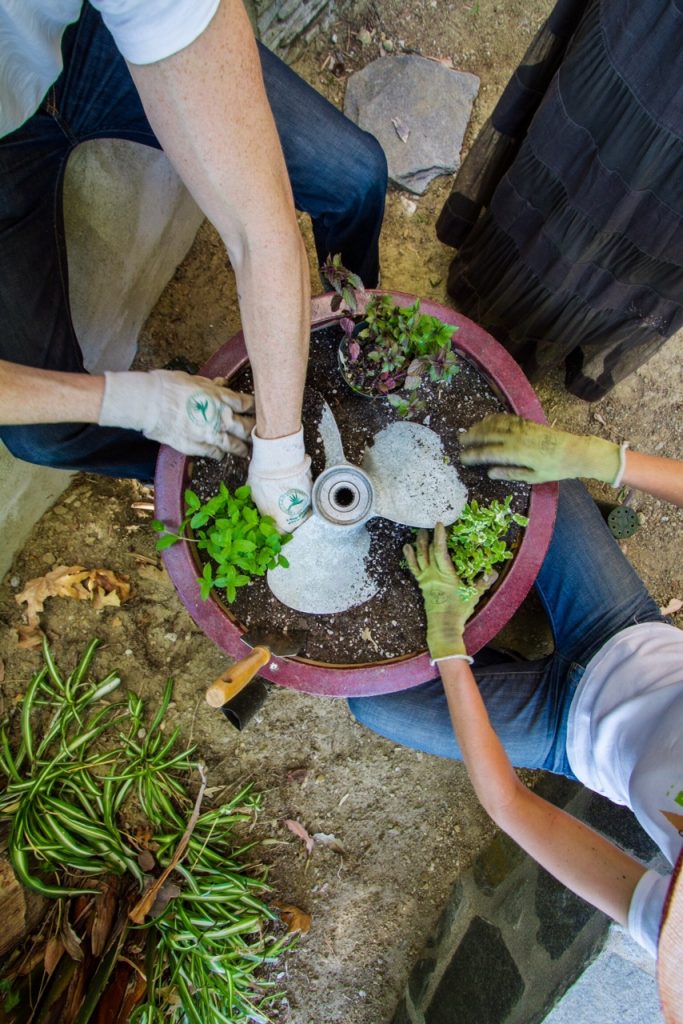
[99,370,255,459]
[404,522,495,664]
[247,427,312,534]
[459,414,627,486]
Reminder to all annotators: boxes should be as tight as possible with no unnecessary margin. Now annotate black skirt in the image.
[437,0,683,400]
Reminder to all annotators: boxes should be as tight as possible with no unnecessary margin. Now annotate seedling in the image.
[447,496,529,599]
[326,257,460,417]
[153,484,291,603]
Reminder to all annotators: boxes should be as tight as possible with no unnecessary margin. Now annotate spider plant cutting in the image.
[0,639,289,1024]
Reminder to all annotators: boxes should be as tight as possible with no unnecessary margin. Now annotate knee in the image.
[1,422,92,471]
[351,132,388,206]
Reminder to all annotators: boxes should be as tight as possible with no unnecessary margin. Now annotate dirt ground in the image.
[1,1,682,1022]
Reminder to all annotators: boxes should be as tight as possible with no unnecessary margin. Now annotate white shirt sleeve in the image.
[627,868,670,958]
[93,0,220,65]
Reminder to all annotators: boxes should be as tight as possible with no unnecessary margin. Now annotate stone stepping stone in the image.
[344,54,479,195]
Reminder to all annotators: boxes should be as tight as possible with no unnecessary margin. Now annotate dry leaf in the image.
[284,818,315,856]
[274,902,311,934]
[391,116,410,143]
[148,881,181,919]
[44,936,65,977]
[286,767,309,785]
[425,54,456,69]
[660,597,683,616]
[312,832,346,855]
[136,564,170,585]
[592,412,607,427]
[137,850,156,873]
[61,920,84,962]
[15,565,130,628]
[16,624,43,649]
[91,879,119,957]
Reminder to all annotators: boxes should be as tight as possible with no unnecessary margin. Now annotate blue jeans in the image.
[348,481,666,777]
[0,3,387,479]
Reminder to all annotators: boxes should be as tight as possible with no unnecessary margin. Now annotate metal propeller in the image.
[267,402,468,614]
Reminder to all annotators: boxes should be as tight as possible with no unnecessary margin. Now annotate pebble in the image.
[357,28,372,46]
[9,576,20,588]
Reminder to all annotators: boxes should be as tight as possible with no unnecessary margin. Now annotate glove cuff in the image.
[430,653,474,666]
[612,441,629,488]
[99,371,159,433]
[249,427,310,478]
[578,435,622,485]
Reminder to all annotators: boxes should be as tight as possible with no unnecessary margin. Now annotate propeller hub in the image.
[312,465,374,527]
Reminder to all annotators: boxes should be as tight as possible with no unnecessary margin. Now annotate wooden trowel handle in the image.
[205,647,271,707]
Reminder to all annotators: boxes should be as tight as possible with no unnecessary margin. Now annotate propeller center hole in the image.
[333,486,356,509]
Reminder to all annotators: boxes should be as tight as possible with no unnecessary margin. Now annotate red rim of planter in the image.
[155,292,558,697]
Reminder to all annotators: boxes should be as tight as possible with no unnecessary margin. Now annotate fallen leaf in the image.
[44,936,65,977]
[61,920,84,962]
[425,54,456,69]
[16,624,43,649]
[91,879,119,957]
[15,565,130,628]
[287,767,309,785]
[312,832,346,855]
[593,412,607,427]
[274,903,311,934]
[660,598,683,616]
[136,564,170,585]
[148,881,181,920]
[137,850,156,873]
[360,627,380,653]
[284,818,315,856]
[391,116,411,143]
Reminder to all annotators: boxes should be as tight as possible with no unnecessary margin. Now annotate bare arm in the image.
[127,0,310,439]
[0,359,104,424]
[439,658,646,925]
[622,449,683,508]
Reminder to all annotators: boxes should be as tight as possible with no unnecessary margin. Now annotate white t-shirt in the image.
[567,621,683,957]
[0,0,220,139]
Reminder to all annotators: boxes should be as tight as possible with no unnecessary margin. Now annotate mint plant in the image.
[447,496,529,599]
[327,258,460,417]
[153,484,291,602]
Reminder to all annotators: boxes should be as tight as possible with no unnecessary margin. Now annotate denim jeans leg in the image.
[258,44,387,287]
[349,480,662,772]
[534,480,665,663]
[0,7,162,478]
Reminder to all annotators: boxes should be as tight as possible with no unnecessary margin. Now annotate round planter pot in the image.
[155,291,558,698]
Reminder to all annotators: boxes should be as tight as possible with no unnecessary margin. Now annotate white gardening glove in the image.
[247,427,312,533]
[99,370,255,458]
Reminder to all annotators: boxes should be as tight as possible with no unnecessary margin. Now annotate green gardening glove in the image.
[404,523,494,663]
[459,414,625,485]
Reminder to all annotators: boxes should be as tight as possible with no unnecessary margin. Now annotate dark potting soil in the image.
[189,323,530,665]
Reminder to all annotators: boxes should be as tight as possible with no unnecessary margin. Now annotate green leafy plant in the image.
[0,640,288,1024]
[447,496,529,599]
[326,258,460,417]
[153,483,291,602]
[321,252,366,315]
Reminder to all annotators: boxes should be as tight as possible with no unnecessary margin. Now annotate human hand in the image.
[247,427,312,533]
[460,414,624,486]
[99,370,255,458]
[404,522,494,663]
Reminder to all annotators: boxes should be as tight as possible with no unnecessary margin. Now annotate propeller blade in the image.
[319,400,347,468]
[362,421,468,527]
[267,515,377,614]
